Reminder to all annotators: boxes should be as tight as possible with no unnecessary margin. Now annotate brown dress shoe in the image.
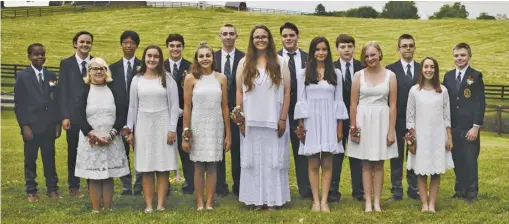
[48,192,61,200]
[69,189,83,198]
[27,193,38,202]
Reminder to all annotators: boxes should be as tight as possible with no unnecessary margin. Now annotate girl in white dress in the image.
[406,57,454,212]
[346,42,398,212]
[294,37,348,212]
[126,45,180,213]
[75,57,129,212]
[236,24,291,210]
[182,42,231,210]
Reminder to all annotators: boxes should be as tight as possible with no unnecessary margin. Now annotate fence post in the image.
[39,8,42,16]
[496,105,502,135]
[26,9,29,17]
[501,86,505,101]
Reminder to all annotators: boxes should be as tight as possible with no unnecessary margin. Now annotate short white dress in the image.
[346,69,398,161]
[406,85,454,175]
[294,68,349,156]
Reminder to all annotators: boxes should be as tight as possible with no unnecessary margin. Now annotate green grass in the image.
[2,110,509,223]
[1,6,508,88]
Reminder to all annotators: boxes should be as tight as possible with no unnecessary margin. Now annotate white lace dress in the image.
[75,85,129,180]
[294,68,349,156]
[346,69,398,161]
[406,85,454,175]
[189,73,224,162]
[239,56,291,207]
[127,75,180,172]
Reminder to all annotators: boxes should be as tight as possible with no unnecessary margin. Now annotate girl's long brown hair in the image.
[417,57,442,93]
[138,45,167,88]
[243,24,281,92]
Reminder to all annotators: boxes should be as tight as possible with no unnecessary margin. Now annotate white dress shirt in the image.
[339,58,355,81]
[31,64,44,81]
[123,57,135,86]
[455,65,470,82]
[168,58,182,74]
[400,59,415,79]
[75,53,91,74]
[282,48,303,71]
[221,48,236,74]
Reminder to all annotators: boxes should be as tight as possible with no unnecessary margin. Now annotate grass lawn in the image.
[2,109,509,223]
[1,7,508,92]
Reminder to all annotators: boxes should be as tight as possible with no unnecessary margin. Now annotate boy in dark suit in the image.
[329,34,364,202]
[386,34,420,201]
[163,33,193,194]
[109,30,143,196]
[278,22,311,199]
[442,43,485,202]
[58,31,94,197]
[15,43,61,202]
[214,24,245,197]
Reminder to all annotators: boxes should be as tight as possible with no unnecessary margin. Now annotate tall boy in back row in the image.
[443,43,485,202]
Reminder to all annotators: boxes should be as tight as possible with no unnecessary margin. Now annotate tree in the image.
[315,3,326,15]
[429,2,469,19]
[356,6,379,18]
[381,1,419,19]
[477,12,496,20]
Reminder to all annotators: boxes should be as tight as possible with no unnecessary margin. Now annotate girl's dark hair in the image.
[137,45,167,88]
[417,56,442,93]
[305,37,337,86]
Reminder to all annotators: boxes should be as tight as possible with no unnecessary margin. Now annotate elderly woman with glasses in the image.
[75,57,129,213]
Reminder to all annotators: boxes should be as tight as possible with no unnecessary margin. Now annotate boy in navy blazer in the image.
[15,43,61,202]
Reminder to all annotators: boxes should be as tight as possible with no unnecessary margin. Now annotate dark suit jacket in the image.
[334,58,364,114]
[278,49,308,128]
[443,67,486,130]
[58,54,93,125]
[109,57,141,122]
[214,49,245,109]
[14,66,60,134]
[386,60,420,133]
[78,82,127,136]
[164,58,191,112]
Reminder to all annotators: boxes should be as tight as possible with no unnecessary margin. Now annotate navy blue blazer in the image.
[14,66,60,134]
[278,49,308,128]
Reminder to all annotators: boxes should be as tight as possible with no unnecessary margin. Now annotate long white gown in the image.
[406,85,454,175]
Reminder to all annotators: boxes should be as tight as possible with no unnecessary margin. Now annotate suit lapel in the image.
[232,49,243,75]
[460,67,473,90]
[215,51,222,73]
[300,50,307,68]
[28,67,45,95]
[413,62,420,83]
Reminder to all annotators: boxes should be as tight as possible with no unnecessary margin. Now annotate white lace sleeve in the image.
[293,69,308,119]
[166,74,179,132]
[334,69,349,120]
[406,86,416,129]
[442,86,451,128]
[126,75,139,131]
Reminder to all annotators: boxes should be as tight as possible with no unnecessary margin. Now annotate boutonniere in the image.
[466,76,474,86]
[49,80,57,87]
[136,66,141,72]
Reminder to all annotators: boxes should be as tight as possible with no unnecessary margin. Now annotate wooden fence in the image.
[1,2,304,19]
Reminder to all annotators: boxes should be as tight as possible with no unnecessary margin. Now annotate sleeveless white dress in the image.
[406,85,454,175]
[189,73,224,162]
[346,69,398,161]
[75,85,129,179]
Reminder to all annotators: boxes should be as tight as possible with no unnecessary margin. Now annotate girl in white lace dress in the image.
[346,42,398,212]
[126,46,180,212]
[236,25,291,210]
[75,58,129,212]
[182,42,231,210]
[406,57,454,212]
[294,37,348,212]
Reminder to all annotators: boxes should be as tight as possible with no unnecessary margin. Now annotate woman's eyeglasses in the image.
[90,67,107,72]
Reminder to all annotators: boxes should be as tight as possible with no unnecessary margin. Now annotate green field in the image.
[2,7,509,223]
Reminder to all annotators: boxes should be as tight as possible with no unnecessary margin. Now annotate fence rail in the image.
[1,2,304,19]
[483,105,509,134]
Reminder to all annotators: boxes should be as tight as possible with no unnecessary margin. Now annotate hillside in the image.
[1,7,508,84]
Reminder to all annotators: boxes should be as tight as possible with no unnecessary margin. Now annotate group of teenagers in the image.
[14,21,486,214]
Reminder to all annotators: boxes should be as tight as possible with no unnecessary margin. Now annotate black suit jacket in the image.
[58,54,93,124]
[386,60,420,133]
[214,49,245,109]
[164,58,191,112]
[334,58,364,114]
[443,67,486,130]
[278,49,308,128]
[109,57,141,121]
[14,66,60,134]
[78,82,127,136]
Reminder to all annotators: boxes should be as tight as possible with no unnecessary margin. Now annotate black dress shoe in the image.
[328,192,341,202]
[452,193,464,199]
[465,194,478,202]
[120,190,133,196]
[216,189,229,197]
[133,191,143,196]
[353,195,365,201]
[408,194,420,200]
[389,196,403,201]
